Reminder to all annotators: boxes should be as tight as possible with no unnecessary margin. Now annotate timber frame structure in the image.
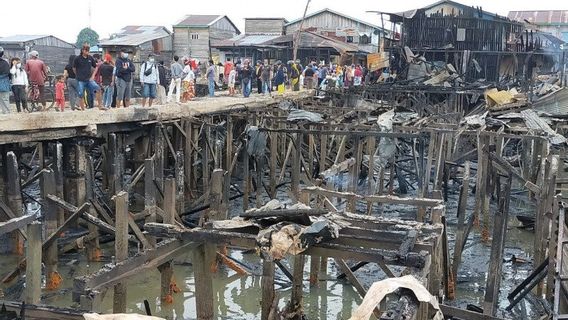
[0,89,566,320]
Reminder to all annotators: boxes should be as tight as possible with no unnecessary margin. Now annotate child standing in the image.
[228,66,236,96]
[55,75,66,111]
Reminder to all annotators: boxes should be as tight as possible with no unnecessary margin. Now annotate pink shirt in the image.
[25,59,48,84]
[55,82,65,99]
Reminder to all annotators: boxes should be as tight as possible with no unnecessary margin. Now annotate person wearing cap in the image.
[139,53,160,107]
[0,47,11,113]
[73,44,100,110]
[25,50,49,111]
[114,48,135,108]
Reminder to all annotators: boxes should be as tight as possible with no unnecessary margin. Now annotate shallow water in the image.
[0,177,541,319]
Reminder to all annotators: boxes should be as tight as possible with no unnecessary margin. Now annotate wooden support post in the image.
[6,152,24,255]
[184,120,193,200]
[367,136,376,195]
[309,256,320,287]
[270,132,278,199]
[154,126,164,199]
[256,154,263,209]
[145,158,157,247]
[113,191,129,313]
[243,139,250,211]
[308,131,314,178]
[291,133,302,200]
[224,116,233,206]
[25,221,42,304]
[53,142,64,225]
[290,255,305,317]
[209,169,225,220]
[159,261,174,304]
[483,175,512,316]
[320,132,328,177]
[450,161,470,300]
[193,243,215,320]
[164,178,176,224]
[261,257,276,320]
[201,124,210,194]
[85,155,100,261]
[175,151,185,217]
[41,169,60,290]
[108,133,118,196]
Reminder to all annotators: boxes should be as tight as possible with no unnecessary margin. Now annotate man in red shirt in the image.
[25,50,49,110]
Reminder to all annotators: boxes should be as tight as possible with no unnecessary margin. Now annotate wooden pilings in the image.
[25,221,42,304]
[113,191,129,313]
[6,151,24,255]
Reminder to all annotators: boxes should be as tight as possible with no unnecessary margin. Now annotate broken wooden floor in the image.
[0,90,565,319]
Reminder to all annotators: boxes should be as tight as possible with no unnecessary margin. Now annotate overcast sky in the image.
[1,0,565,44]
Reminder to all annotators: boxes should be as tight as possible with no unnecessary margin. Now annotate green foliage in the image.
[75,28,99,48]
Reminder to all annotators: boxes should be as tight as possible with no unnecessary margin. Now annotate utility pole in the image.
[293,0,311,61]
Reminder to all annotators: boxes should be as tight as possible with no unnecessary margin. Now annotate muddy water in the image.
[0,182,540,319]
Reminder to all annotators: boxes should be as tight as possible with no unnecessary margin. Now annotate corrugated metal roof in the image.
[286,8,381,30]
[271,31,360,53]
[115,26,170,35]
[175,15,223,27]
[212,34,281,47]
[0,35,49,43]
[99,31,171,46]
[519,109,566,145]
[533,87,568,117]
[508,10,568,25]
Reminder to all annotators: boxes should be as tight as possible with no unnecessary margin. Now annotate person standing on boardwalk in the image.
[73,44,100,110]
[10,57,28,112]
[25,50,48,111]
[99,54,115,109]
[64,55,78,110]
[55,75,66,111]
[167,55,183,103]
[206,60,216,97]
[139,54,159,107]
[228,65,236,96]
[241,59,254,98]
[0,47,11,113]
[181,58,195,102]
[156,60,167,105]
[114,48,135,108]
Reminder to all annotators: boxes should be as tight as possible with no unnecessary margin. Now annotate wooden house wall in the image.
[403,15,522,51]
[173,27,210,61]
[286,11,378,42]
[1,45,75,75]
[33,36,75,49]
[245,19,286,35]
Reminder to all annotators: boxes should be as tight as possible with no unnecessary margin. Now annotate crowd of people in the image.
[0,43,387,114]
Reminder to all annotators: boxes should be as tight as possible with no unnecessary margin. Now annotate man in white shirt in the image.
[140,54,160,107]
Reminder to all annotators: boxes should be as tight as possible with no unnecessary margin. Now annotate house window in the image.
[360,34,370,44]
[191,33,199,40]
[346,36,354,43]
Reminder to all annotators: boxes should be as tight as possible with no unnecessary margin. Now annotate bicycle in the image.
[26,82,55,112]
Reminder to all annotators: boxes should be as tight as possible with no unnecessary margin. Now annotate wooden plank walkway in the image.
[0,91,312,144]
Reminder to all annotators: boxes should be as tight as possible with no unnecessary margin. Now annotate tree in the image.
[76,28,99,48]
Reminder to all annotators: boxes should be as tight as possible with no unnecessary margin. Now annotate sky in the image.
[1,0,565,44]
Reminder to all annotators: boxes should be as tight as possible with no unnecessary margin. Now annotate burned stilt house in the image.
[385,0,565,84]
